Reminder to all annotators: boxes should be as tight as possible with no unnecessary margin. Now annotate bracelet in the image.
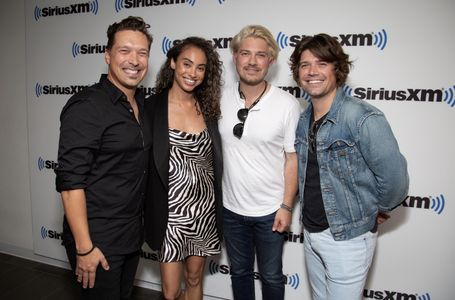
[76,245,96,256]
[280,203,293,213]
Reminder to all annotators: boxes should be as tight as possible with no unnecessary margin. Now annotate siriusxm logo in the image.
[40,226,63,240]
[286,273,300,290]
[402,194,445,215]
[137,85,156,96]
[114,0,188,12]
[35,83,88,97]
[140,250,159,261]
[208,260,301,289]
[276,29,388,50]
[161,36,232,54]
[72,42,106,58]
[278,86,311,101]
[364,289,431,300]
[284,231,304,244]
[34,1,99,21]
[343,84,455,107]
[37,157,58,171]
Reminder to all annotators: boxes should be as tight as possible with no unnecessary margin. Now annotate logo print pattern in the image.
[41,226,48,239]
[162,37,173,54]
[444,85,455,107]
[373,29,388,50]
[276,32,289,49]
[430,194,445,215]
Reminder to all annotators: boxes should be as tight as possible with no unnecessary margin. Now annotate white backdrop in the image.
[26,0,454,299]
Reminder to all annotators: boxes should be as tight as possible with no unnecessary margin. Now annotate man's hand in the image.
[272,208,292,233]
[76,247,109,288]
[377,212,391,225]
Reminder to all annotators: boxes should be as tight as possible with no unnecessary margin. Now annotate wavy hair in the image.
[230,25,280,61]
[154,36,223,120]
[289,33,352,87]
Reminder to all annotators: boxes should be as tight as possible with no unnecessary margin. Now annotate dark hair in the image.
[106,16,153,50]
[289,33,352,87]
[155,36,223,120]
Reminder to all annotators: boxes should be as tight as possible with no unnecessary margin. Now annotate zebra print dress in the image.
[159,128,221,262]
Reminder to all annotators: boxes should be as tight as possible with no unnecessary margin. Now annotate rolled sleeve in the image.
[283,100,302,153]
[55,96,103,192]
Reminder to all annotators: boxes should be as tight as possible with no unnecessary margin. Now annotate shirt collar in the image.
[98,74,145,106]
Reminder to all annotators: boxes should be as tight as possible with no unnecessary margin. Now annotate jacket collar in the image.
[305,87,347,125]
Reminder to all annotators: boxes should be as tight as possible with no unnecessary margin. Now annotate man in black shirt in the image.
[55,16,153,299]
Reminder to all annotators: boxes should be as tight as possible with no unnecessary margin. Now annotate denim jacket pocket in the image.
[326,139,365,220]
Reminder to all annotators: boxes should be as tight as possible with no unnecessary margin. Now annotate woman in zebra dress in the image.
[144,37,223,300]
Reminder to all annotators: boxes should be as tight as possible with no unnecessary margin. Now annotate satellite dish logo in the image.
[342,84,353,96]
[286,273,300,289]
[37,157,46,171]
[430,194,445,215]
[40,226,48,239]
[208,260,220,275]
[418,293,431,300]
[35,83,43,98]
[162,37,173,55]
[114,0,125,12]
[276,32,289,50]
[34,6,42,21]
[373,29,388,50]
[301,90,311,102]
[72,42,81,58]
[90,0,100,14]
[443,85,455,107]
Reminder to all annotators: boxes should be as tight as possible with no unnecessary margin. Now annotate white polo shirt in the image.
[219,83,302,217]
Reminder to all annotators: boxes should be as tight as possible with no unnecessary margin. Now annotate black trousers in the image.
[65,243,140,300]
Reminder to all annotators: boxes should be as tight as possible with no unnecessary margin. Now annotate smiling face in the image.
[233,37,274,86]
[170,45,207,94]
[105,29,149,95]
[298,49,337,101]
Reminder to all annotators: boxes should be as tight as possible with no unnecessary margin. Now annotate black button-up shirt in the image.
[55,74,151,255]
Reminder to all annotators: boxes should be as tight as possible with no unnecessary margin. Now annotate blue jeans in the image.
[304,228,377,300]
[223,208,285,300]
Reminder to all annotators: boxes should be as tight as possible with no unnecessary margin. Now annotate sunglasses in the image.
[233,108,249,139]
[308,122,317,153]
[308,115,327,153]
[233,81,268,139]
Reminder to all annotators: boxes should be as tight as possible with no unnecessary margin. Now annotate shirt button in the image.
[129,109,133,113]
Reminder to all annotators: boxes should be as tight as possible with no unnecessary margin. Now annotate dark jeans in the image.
[66,243,140,300]
[223,207,285,300]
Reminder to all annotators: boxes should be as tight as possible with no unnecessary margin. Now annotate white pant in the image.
[304,228,377,300]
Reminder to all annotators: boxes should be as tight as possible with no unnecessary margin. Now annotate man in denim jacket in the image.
[289,34,409,300]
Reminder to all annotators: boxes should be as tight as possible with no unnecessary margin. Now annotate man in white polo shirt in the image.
[218,24,301,300]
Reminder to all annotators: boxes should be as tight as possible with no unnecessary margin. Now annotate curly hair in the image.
[106,16,153,50]
[154,36,223,120]
[230,25,280,61]
[289,33,352,87]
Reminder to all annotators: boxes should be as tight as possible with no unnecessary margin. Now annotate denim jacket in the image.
[295,88,409,241]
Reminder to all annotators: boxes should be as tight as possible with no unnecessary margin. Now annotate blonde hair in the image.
[230,25,279,61]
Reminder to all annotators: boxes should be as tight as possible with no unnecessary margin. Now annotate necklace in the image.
[238,81,268,110]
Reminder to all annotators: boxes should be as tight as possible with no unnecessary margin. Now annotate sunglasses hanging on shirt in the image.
[233,81,268,139]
